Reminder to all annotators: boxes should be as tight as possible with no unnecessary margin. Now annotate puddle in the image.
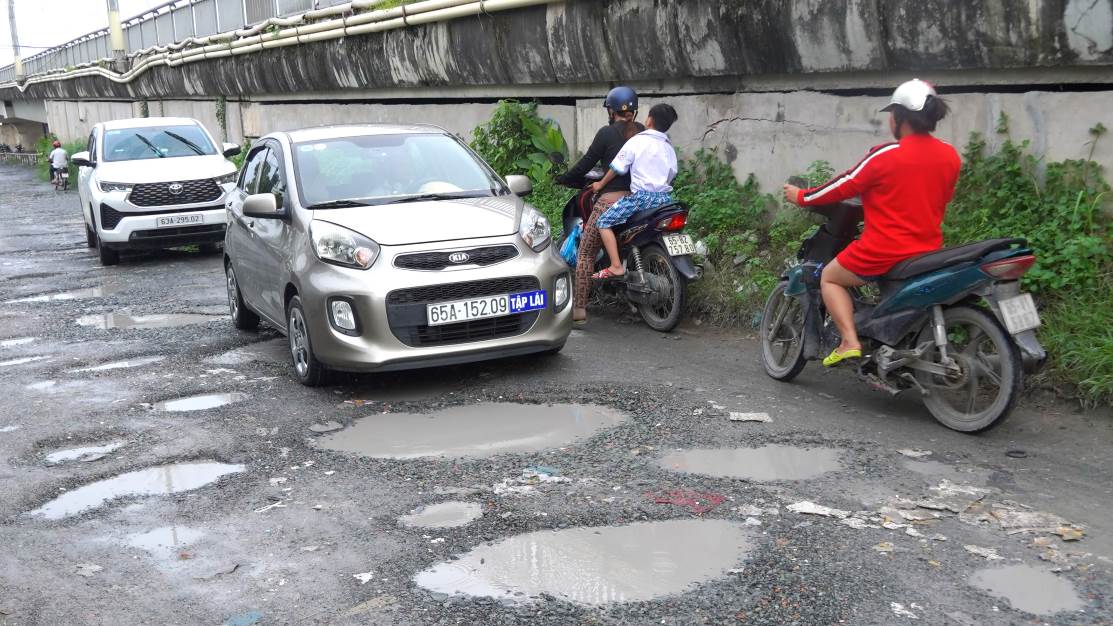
[27,461,245,519]
[25,380,57,391]
[70,356,166,373]
[657,445,842,481]
[154,392,248,412]
[400,501,483,529]
[127,526,205,559]
[969,565,1084,615]
[0,425,20,433]
[5,286,117,304]
[45,440,127,465]
[415,519,752,605]
[0,356,50,367]
[902,459,990,484]
[316,403,627,459]
[205,339,288,366]
[76,313,220,330]
[0,337,35,348]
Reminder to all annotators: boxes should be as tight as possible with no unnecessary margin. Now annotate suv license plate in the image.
[157,214,203,228]
[998,293,1041,334]
[663,233,695,256]
[426,290,547,326]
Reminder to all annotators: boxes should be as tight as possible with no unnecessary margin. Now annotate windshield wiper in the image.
[307,199,374,210]
[385,192,485,205]
[133,133,164,158]
[163,130,205,155]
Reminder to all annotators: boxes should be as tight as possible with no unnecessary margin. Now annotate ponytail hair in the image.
[895,95,950,134]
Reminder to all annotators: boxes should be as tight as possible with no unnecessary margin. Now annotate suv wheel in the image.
[85,223,96,248]
[226,263,259,330]
[96,233,119,266]
[287,295,329,386]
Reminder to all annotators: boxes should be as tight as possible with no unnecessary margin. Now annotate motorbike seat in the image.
[613,201,687,233]
[882,238,1025,280]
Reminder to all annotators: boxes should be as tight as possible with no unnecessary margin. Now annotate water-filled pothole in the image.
[153,392,248,412]
[415,519,752,605]
[127,526,205,559]
[5,285,118,304]
[317,403,627,459]
[0,355,50,368]
[657,445,842,481]
[71,356,166,373]
[76,313,220,330]
[400,501,483,529]
[0,337,36,348]
[205,339,288,366]
[44,440,127,465]
[969,565,1084,615]
[27,461,244,519]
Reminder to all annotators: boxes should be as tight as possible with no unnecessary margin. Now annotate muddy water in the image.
[657,445,842,481]
[71,356,166,373]
[44,441,127,465]
[415,519,752,605]
[317,403,627,459]
[76,313,220,330]
[27,461,245,519]
[154,392,248,412]
[5,285,117,304]
[127,526,205,559]
[969,565,1084,615]
[400,501,483,529]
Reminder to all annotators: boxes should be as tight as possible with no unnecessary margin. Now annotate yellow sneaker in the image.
[822,347,862,367]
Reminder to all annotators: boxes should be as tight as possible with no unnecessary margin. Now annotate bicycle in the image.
[51,166,69,191]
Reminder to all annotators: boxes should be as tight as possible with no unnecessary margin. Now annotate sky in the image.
[0,0,166,68]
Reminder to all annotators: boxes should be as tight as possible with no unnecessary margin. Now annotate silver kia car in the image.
[223,124,572,385]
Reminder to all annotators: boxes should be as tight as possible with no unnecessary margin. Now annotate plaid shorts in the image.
[596,191,674,229]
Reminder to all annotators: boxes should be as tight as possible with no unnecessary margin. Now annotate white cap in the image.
[881,79,937,112]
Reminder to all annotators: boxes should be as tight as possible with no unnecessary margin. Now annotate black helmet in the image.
[604,86,638,114]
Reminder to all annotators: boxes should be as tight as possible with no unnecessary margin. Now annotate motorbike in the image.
[759,184,1046,432]
[557,167,700,332]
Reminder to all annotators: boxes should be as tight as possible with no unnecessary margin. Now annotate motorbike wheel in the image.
[636,244,686,332]
[915,305,1021,433]
[760,281,808,381]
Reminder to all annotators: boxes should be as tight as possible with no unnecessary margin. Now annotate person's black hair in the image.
[894,95,949,134]
[648,103,679,133]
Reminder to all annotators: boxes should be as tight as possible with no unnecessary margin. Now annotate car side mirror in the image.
[72,151,93,168]
[505,175,532,198]
[222,143,242,158]
[243,193,282,218]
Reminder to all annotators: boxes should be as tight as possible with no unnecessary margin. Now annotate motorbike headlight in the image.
[310,220,380,270]
[214,172,237,186]
[519,207,551,252]
[99,181,132,193]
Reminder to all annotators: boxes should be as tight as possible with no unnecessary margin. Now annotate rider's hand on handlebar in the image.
[782,184,803,206]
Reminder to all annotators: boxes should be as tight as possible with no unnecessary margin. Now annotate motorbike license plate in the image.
[156,214,203,228]
[998,293,1041,334]
[426,290,547,326]
[663,233,695,256]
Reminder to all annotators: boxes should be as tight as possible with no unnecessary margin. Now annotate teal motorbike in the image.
[760,195,1046,433]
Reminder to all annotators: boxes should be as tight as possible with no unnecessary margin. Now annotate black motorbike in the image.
[557,168,700,331]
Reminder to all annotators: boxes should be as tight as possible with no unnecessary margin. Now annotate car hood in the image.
[313,196,525,246]
[93,155,235,184]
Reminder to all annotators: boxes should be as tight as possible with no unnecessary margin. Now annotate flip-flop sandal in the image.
[592,268,625,281]
[822,347,862,367]
[573,318,588,328]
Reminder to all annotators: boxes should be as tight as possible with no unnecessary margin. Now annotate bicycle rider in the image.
[48,140,68,184]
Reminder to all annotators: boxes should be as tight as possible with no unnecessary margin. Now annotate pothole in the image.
[70,356,166,373]
[657,445,842,481]
[205,339,288,366]
[44,440,127,465]
[315,403,627,459]
[27,461,245,520]
[5,285,118,304]
[969,565,1084,615]
[153,392,248,412]
[414,519,752,605]
[126,526,205,559]
[76,313,220,330]
[400,501,483,529]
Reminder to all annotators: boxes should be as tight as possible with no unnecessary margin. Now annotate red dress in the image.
[796,133,961,277]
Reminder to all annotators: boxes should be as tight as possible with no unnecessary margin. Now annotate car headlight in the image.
[519,207,551,252]
[99,181,132,193]
[309,220,380,270]
[214,172,237,186]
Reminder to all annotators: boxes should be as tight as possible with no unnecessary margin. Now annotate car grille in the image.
[99,203,215,230]
[386,276,541,347]
[129,224,225,241]
[128,178,222,207]
[394,245,520,271]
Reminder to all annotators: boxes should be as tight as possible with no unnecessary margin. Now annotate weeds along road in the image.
[1,162,1111,625]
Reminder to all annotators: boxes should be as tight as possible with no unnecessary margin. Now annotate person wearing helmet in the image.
[48,139,69,185]
[557,86,645,325]
[782,79,960,367]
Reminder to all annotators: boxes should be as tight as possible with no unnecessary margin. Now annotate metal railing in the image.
[2,0,352,82]
[0,152,40,165]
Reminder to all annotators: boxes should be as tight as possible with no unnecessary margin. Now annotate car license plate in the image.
[156,214,203,228]
[663,233,695,256]
[426,290,547,326]
[998,293,1041,334]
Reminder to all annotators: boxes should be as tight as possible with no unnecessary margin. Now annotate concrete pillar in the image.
[7,0,24,81]
[106,0,128,71]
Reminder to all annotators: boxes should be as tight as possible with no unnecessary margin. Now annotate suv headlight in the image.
[519,207,551,252]
[310,220,380,270]
[214,172,237,186]
[99,181,132,193]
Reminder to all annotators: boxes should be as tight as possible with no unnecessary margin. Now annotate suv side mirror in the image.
[243,193,282,218]
[72,151,93,168]
[505,175,532,198]
[222,143,242,158]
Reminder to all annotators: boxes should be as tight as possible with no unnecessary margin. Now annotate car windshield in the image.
[291,133,507,208]
[102,124,217,162]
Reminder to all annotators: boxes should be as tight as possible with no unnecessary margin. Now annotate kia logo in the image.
[168,182,184,195]
[448,252,470,264]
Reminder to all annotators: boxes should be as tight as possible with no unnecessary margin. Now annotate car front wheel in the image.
[287,295,329,386]
[96,233,119,266]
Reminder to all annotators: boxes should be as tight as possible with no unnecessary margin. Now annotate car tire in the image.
[225,262,259,331]
[85,223,96,248]
[96,233,119,266]
[544,343,565,356]
[287,295,329,387]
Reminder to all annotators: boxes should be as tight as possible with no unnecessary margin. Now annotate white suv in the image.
[72,117,241,265]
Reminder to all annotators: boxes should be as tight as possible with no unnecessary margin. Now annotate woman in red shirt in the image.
[783,79,960,367]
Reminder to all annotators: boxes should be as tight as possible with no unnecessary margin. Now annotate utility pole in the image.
[6,0,23,81]
[106,0,127,71]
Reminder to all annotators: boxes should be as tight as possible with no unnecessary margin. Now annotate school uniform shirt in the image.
[49,148,68,169]
[610,129,678,194]
[796,133,961,277]
[559,121,644,194]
